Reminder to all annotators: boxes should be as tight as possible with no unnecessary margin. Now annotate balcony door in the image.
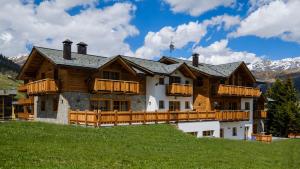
[169,101,180,111]
[90,99,111,112]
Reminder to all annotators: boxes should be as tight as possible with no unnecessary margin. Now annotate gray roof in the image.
[35,47,107,69]
[0,90,17,96]
[161,56,243,77]
[33,47,245,77]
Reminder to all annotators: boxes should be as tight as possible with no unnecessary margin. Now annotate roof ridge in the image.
[34,46,107,58]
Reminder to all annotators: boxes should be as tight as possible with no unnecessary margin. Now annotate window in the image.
[159,100,164,109]
[103,71,120,80]
[245,102,250,110]
[232,127,237,136]
[90,100,111,111]
[220,79,225,84]
[185,101,190,109]
[229,102,238,110]
[169,76,181,84]
[185,80,189,84]
[158,78,164,85]
[169,101,180,111]
[52,97,58,112]
[197,77,203,86]
[41,99,45,111]
[113,101,129,111]
[202,130,214,137]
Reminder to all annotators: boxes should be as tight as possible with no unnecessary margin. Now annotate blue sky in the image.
[1,0,300,64]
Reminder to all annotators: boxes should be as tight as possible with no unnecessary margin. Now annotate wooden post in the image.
[143,111,146,125]
[98,110,101,127]
[94,110,97,127]
[187,111,189,121]
[85,110,87,127]
[76,109,79,125]
[114,110,117,126]
[129,110,132,125]
[167,110,170,124]
[155,110,158,124]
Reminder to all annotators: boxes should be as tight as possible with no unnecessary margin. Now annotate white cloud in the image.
[135,15,240,59]
[163,0,236,16]
[0,0,138,57]
[233,0,300,44]
[188,39,263,65]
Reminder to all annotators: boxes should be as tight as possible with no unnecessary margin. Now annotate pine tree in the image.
[266,78,300,137]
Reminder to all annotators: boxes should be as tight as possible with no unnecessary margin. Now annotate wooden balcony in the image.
[216,110,249,121]
[18,97,34,105]
[92,78,140,94]
[18,84,27,92]
[166,83,192,96]
[217,84,261,97]
[69,110,216,126]
[27,79,59,95]
[254,110,267,119]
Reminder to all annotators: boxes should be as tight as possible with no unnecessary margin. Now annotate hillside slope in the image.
[0,122,299,169]
[0,54,21,89]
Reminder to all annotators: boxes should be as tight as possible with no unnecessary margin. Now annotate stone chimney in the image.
[63,39,73,60]
[77,42,87,55]
[192,53,199,67]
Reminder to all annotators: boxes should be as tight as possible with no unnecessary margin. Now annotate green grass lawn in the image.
[0,122,299,169]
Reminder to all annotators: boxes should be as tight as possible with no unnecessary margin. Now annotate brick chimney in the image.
[192,53,199,67]
[63,39,72,60]
[77,42,87,55]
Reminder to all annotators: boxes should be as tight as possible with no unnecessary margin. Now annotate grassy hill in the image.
[0,122,299,169]
[0,74,21,89]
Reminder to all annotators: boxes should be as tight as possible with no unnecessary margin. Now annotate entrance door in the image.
[244,126,249,140]
[220,128,224,138]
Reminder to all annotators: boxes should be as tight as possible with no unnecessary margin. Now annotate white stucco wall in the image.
[146,70,193,112]
[177,121,220,138]
[220,98,254,140]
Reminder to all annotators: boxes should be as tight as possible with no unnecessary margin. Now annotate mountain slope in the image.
[0,54,21,89]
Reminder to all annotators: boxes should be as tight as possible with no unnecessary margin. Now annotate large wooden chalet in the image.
[17,40,267,139]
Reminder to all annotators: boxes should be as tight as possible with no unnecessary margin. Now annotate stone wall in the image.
[34,92,146,124]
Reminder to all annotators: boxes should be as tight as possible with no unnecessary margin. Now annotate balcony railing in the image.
[92,78,140,94]
[254,110,267,119]
[217,84,261,97]
[68,110,249,127]
[216,110,249,121]
[18,84,27,92]
[18,97,34,105]
[27,78,59,95]
[166,83,192,96]
[17,112,34,120]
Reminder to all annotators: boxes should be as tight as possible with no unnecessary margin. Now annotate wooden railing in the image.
[18,84,27,92]
[69,110,249,126]
[288,133,300,138]
[254,110,267,119]
[92,78,139,94]
[252,134,272,143]
[217,84,261,97]
[27,78,58,95]
[166,83,192,96]
[17,97,34,105]
[216,111,249,121]
[17,112,34,120]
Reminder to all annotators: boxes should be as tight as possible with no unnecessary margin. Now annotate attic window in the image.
[197,77,203,86]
